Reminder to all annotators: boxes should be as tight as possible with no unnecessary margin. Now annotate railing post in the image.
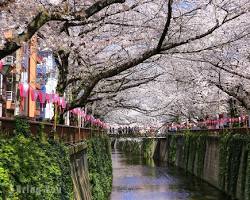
[53,104,57,132]
[248,111,250,128]
[52,105,60,142]
[78,125,81,143]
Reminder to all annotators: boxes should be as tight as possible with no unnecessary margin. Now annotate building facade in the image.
[0,33,58,120]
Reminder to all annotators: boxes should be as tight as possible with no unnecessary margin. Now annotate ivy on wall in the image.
[227,135,243,197]
[179,132,207,176]
[0,117,73,200]
[117,140,142,155]
[219,133,232,190]
[168,135,177,164]
[187,134,197,172]
[218,133,250,200]
[86,136,112,200]
[166,132,250,200]
[246,143,250,200]
[141,139,156,159]
[196,134,207,177]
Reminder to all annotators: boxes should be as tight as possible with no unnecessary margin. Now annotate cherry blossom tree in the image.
[1,0,249,125]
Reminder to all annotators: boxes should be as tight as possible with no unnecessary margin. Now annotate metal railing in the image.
[0,117,107,144]
[108,127,250,138]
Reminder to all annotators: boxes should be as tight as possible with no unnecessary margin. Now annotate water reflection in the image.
[110,150,231,200]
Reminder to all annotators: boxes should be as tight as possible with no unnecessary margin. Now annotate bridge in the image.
[108,126,250,138]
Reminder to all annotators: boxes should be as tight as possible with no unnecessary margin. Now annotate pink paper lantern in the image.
[45,93,50,103]
[0,60,3,71]
[19,83,29,98]
[23,82,29,96]
[86,115,90,121]
[30,88,39,101]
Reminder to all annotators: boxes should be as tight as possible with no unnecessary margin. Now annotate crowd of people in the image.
[109,126,158,136]
[163,115,249,133]
[109,126,140,135]
[109,115,250,136]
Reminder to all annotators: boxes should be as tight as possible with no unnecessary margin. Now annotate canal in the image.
[110,149,231,200]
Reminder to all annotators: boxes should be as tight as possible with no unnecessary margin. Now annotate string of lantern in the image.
[18,82,108,129]
[168,116,248,130]
[0,42,110,129]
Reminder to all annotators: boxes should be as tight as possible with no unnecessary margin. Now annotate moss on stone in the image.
[117,139,142,155]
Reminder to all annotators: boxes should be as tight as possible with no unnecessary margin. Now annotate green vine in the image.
[162,131,206,177]
[219,133,244,198]
[0,118,73,200]
[182,131,190,169]
[14,116,31,137]
[227,134,243,197]
[245,141,250,200]
[239,140,248,200]
[117,140,142,155]
[87,136,112,200]
[142,138,155,159]
[219,132,232,190]
[168,135,177,164]
[196,134,207,177]
[187,134,197,172]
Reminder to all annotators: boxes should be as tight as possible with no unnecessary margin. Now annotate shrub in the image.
[0,118,73,200]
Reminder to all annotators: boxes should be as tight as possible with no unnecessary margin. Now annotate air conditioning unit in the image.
[6,91,13,101]
[7,77,14,83]
[3,56,14,66]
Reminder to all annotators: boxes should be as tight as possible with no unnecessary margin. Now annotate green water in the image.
[110,150,231,200]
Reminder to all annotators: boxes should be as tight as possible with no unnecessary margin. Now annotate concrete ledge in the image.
[68,142,87,155]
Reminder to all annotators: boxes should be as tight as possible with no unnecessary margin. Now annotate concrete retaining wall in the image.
[153,134,249,200]
[69,143,92,200]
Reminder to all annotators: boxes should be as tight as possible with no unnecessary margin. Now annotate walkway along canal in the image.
[110,148,230,200]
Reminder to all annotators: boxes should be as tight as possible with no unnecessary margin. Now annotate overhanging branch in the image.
[0,0,125,59]
[157,0,173,51]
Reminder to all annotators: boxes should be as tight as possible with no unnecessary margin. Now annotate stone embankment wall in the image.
[70,136,112,200]
[69,143,92,200]
[115,132,250,200]
[115,138,157,158]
